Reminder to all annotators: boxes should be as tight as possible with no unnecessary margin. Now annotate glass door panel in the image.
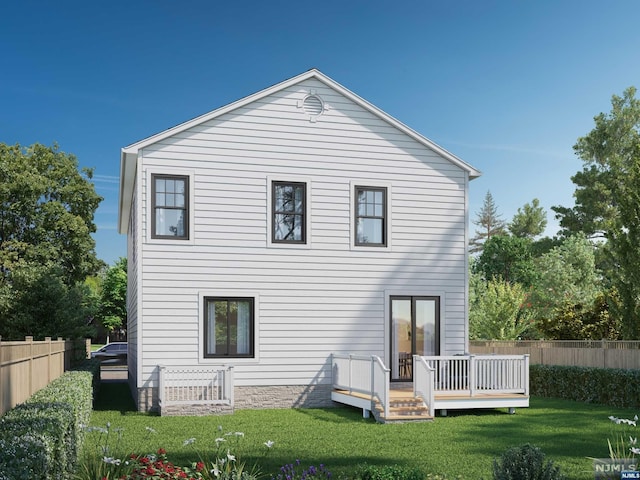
[415,299,437,356]
[391,298,412,381]
[390,296,439,382]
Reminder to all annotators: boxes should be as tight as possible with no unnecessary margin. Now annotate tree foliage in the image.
[527,234,600,320]
[474,235,536,286]
[469,276,534,340]
[553,88,640,338]
[509,198,547,239]
[97,257,127,339]
[0,143,103,340]
[470,191,507,254]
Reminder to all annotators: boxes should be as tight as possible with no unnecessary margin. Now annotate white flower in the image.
[631,447,640,455]
[145,426,157,434]
[183,437,196,446]
[264,440,275,448]
[227,450,236,462]
[631,437,638,446]
[218,425,223,432]
[234,431,244,437]
[102,457,121,465]
[211,464,220,478]
[215,437,226,445]
[147,454,157,462]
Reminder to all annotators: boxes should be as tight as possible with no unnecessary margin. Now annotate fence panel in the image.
[0,337,85,416]
[470,340,640,369]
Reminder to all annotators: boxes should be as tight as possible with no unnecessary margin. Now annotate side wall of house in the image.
[126,176,141,406]
[136,78,469,411]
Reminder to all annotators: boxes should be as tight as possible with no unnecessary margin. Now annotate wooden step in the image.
[373,396,433,423]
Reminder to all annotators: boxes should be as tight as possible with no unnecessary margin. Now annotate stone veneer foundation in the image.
[137,384,335,416]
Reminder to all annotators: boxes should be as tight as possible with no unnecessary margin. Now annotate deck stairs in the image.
[372,393,433,423]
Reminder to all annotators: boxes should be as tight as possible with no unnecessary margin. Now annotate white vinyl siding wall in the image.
[137,78,468,388]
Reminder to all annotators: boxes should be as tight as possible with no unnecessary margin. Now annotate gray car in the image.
[91,342,127,363]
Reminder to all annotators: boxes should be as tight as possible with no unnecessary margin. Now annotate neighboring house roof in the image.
[118,68,481,234]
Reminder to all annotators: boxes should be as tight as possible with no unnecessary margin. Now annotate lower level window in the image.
[204,297,254,358]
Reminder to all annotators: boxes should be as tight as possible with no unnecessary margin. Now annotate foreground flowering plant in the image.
[271,459,332,480]
[78,424,275,480]
[607,414,640,460]
[126,448,205,480]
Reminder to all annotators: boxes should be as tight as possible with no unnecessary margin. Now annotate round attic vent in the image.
[302,94,324,116]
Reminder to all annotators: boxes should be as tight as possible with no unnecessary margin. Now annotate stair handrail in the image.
[371,355,390,419]
[413,355,435,413]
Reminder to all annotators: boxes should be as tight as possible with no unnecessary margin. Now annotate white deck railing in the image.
[413,355,435,412]
[158,365,234,407]
[331,354,390,418]
[421,355,529,395]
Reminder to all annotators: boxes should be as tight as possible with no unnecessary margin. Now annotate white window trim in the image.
[145,167,195,245]
[198,290,260,365]
[350,180,392,251]
[266,175,312,249]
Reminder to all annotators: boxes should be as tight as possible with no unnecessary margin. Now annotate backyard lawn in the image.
[87,383,637,479]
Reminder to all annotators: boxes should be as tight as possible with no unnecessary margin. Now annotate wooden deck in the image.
[332,386,529,422]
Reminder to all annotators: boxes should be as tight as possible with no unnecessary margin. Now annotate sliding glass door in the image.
[390,296,439,381]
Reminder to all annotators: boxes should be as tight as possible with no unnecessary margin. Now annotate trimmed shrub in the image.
[0,368,95,479]
[492,444,565,480]
[354,463,426,480]
[530,364,640,408]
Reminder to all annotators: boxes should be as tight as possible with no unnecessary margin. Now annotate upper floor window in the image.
[272,181,306,243]
[355,186,387,246]
[152,174,189,239]
[204,297,254,358]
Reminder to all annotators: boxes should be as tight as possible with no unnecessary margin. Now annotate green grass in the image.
[88,383,637,479]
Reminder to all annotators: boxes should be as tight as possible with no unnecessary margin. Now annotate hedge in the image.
[0,361,99,480]
[530,364,640,409]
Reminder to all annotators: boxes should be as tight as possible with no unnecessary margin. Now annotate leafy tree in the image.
[474,235,536,286]
[0,264,96,340]
[0,143,103,284]
[98,257,127,342]
[470,191,507,254]
[469,277,534,340]
[528,234,601,321]
[553,88,640,338]
[537,292,620,340]
[509,198,547,239]
[0,143,102,340]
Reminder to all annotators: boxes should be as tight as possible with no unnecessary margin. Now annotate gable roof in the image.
[119,68,481,233]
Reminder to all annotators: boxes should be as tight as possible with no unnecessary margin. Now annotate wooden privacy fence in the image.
[0,336,89,416]
[470,340,640,370]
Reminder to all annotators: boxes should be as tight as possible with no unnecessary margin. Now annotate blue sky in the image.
[2,1,639,265]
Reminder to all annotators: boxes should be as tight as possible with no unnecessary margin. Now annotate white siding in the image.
[136,77,469,388]
[127,179,139,395]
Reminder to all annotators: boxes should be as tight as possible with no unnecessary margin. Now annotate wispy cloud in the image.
[441,140,571,160]
[92,174,120,184]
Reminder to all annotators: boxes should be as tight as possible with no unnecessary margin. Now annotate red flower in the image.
[196,462,205,472]
[179,472,187,478]
[158,448,167,455]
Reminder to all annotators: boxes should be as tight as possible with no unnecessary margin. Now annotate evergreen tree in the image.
[470,191,507,254]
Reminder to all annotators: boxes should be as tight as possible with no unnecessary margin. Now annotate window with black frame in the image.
[355,186,386,246]
[151,174,188,239]
[272,181,306,243]
[204,297,254,358]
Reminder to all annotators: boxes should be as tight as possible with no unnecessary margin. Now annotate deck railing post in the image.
[348,354,353,394]
[370,355,376,405]
[469,355,476,397]
[524,354,530,396]
[227,366,234,406]
[158,365,166,408]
